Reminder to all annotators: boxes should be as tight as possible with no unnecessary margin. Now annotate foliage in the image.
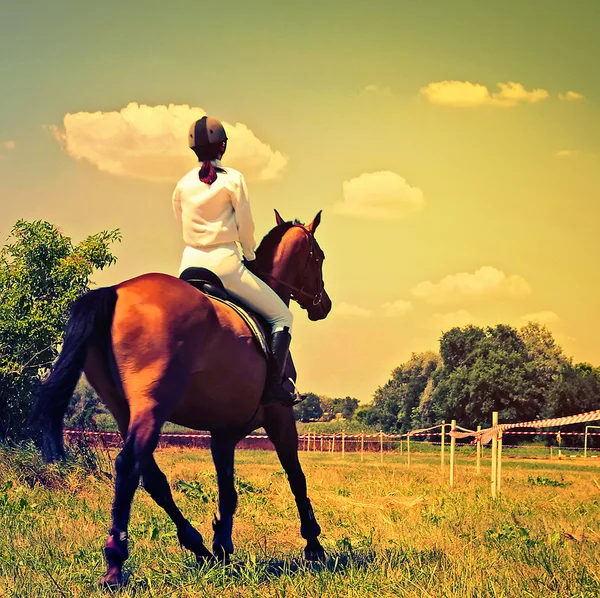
[321,396,360,420]
[357,352,440,433]
[294,393,360,423]
[357,323,599,433]
[0,219,120,440]
[293,392,323,422]
[64,379,109,430]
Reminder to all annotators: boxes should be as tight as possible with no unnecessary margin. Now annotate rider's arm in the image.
[172,186,183,226]
[232,173,256,261]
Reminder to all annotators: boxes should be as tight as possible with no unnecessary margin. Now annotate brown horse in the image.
[34,210,331,589]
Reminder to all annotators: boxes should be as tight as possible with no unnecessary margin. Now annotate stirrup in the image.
[285,377,305,407]
[261,377,304,407]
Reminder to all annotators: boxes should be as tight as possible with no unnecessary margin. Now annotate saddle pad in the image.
[206,293,270,359]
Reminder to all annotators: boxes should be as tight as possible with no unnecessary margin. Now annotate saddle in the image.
[180,267,270,358]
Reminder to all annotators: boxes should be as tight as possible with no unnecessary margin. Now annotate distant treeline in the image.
[354,322,599,434]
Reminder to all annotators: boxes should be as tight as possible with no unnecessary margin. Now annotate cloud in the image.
[519,310,560,325]
[420,80,549,107]
[48,103,287,183]
[334,171,425,219]
[428,309,478,331]
[382,299,413,317]
[558,91,584,101]
[3,140,16,150]
[331,302,373,318]
[555,149,596,159]
[411,266,531,305]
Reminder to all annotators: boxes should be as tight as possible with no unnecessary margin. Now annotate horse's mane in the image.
[256,219,304,255]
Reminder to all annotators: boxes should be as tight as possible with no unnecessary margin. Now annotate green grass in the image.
[1,444,599,597]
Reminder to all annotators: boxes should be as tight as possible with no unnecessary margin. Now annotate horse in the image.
[33,210,332,589]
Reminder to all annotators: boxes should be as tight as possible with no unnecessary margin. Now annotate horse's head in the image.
[253,210,332,321]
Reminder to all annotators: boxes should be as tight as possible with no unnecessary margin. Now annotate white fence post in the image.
[450,419,456,489]
[490,412,498,498]
[440,421,446,472]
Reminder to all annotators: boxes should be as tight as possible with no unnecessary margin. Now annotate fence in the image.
[65,408,600,498]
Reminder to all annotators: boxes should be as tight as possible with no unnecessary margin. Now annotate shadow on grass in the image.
[98,547,450,594]
[259,549,379,577]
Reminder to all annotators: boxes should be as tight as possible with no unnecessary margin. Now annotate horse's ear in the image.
[274,209,285,226]
[307,210,322,234]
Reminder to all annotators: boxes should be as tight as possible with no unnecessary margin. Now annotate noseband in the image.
[256,225,324,308]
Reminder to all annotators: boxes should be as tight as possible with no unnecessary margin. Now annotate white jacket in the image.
[172,162,257,260]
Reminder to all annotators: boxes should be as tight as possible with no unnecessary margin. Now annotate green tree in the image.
[64,378,109,429]
[293,392,323,422]
[320,396,360,420]
[546,362,600,418]
[362,351,440,433]
[0,219,120,440]
[432,325,537,427]
[518,321,568,418]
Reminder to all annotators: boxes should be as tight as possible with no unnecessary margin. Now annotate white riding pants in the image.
[179,243,293,333]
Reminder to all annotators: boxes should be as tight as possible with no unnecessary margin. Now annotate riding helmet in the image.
[188,116,227,148]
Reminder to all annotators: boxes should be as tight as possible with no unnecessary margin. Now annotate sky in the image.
[1,0,599,402]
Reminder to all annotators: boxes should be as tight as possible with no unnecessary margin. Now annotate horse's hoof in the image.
[98,568,125,590]
[212,544,232,565]
[195,548,217,568]
[304,545,326,562]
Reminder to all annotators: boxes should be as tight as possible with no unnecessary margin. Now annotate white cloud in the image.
[334,171,425,219]
[555,149,596,159]
[382,299,413,317]
[519,310,560,325]
[420,80,549,107]
[331,302,373,318]
[428,309,478,331]
[411,266,531,305]
[3,140,16,150]
[48,102,287,183]
[558,91,584,101]
[493,82,549,105]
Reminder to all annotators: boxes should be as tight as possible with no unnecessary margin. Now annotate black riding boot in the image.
[262,327,295,406]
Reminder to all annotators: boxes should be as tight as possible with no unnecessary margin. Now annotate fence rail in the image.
[64,428,600,453]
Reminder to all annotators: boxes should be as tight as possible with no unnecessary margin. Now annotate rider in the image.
[172,116,294,405]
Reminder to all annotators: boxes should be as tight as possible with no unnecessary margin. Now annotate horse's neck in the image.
[255,246,296,307]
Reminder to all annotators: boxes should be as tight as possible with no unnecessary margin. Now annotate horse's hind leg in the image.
[141,457,213,563]
[210,433,242,563]
[99,412,160,589]
[263,406,325,561]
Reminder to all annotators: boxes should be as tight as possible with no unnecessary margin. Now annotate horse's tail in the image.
[32,286,118,462]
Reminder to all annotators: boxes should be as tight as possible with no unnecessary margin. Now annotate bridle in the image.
[256,225,324,308]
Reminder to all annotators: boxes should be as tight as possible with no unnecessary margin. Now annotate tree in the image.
[432,325,539,427]
[546,362,600,418]
[320,396,360,420]
[0,220,120,440]
[361,352,440,433]
[518,321,568,418]
[64,378,109,429]
[293,392,323,422]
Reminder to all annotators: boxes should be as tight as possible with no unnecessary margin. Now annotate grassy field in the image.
[1,444,599,597]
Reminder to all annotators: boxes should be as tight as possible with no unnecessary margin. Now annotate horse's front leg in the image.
[210,432,242,563]
[263,406,325,561]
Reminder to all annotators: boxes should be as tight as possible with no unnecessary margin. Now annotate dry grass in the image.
[1,446,599,597]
